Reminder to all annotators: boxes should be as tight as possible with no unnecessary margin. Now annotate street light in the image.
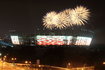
[29,61,31,64]
[0,53,2,56]
[25,61,31,64]
[1,55,7,70]
[68,63,71,66]
[3,56,7,61]
[11,58,16,61]
[11,57,17,65]
[0,53,2,61]
[25,61,28,64]
[67,62,71,68]
[103,62,105,64]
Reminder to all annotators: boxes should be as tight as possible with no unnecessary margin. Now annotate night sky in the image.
[0,0,105,45]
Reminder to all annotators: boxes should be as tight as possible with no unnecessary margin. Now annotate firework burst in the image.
[70,6,90,25]
[59,9,73,27]
[43,11,67,29]
[43,6,90,29]
[75,6,90,21]
[43,11,59,29]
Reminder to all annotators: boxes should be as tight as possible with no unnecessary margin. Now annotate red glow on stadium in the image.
[37,37,65,45]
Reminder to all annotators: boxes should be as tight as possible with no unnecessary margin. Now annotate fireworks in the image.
[43,6,90,29]
[58,9,73,27]
[43,11,59,29]
[43,11,66,29]
[70,6,90,25]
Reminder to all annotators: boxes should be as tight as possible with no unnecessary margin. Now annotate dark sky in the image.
[0,0,105,45]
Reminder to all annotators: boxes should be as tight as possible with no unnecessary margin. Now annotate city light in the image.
[103,62,105,64]
[25,61,28,64]
[11,58,16,61]
[0,53,2,56]
[0,59,94,70]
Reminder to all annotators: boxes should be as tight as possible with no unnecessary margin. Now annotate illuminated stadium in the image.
[10,27,93,46]
[35,26,94,46]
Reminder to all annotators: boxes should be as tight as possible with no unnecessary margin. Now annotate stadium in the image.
[35,25,94,46]
[10,25,94,47]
